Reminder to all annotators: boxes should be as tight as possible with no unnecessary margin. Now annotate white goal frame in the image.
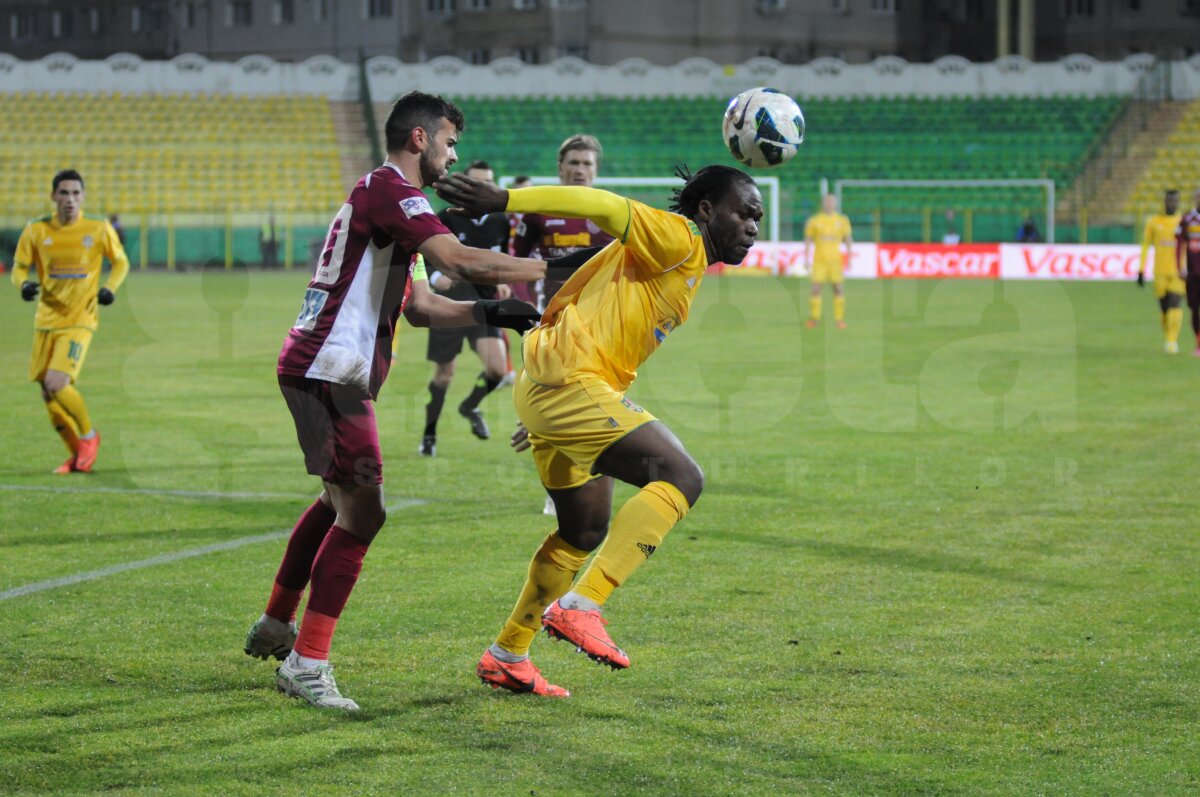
[501,176,782,242]
[833,178,1056,244]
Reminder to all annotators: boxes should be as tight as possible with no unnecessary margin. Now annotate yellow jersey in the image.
[1139,213,1182,279]
[12,214,129,331]
[523,199,706,392]
[804,212,851,267]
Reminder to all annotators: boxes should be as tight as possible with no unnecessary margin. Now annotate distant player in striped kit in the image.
[1175,188,1200,357]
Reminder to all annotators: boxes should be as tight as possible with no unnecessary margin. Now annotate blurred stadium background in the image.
[1,0,1199,268]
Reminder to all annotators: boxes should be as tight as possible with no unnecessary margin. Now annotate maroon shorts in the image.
[278,373,382,486]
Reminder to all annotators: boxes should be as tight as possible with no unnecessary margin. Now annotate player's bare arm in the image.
[418,232,545,285]
[404,278,540,332]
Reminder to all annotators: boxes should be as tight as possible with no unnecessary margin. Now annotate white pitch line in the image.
[0,484,311,501]
[0,497,425,602]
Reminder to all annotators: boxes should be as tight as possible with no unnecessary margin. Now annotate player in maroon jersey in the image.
[243,91,548,710]
[512,134,615,312]
[1177,188,1200,357]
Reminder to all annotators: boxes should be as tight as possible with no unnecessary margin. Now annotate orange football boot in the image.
[53,455,77,474]
[542,600,630,670]
[75,431,100,473]
[476,649,570,697]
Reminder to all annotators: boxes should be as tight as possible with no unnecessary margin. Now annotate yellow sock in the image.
[496,532,589,656]
[810,296,822,321]
[53,385,93,437]
[1166,307,1183,344]
[575,481,689,606]
[45,399,81,454]
[834,296,846,322]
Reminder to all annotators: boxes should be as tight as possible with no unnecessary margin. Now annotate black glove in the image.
[545,246,605,283]
[20,281,39,301]
[98,287,115,306]
[1136,272,1145,288]
[474,298,541,332]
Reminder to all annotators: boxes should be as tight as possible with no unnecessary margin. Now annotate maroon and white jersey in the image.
[278,163,448,398]
[512,214,615,311]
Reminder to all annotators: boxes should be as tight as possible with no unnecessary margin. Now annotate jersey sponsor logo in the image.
[82,235,94,248]
[293,287,329,331]
[620,396,645,413]
[545,219,566,227]
[49,263,88,278]
[550,232,591,248]
[43,238,53,246]
[876,244,999,279]
[399,196,434,218]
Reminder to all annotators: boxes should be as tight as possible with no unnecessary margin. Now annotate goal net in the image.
[833,179,1056,244]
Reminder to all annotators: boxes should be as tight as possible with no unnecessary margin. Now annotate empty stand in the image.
[0,92,344,219]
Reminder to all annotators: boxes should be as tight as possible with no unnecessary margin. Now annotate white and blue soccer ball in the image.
[722,87,805,169]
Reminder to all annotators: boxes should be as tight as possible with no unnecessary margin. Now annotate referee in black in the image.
[420,161,515,456]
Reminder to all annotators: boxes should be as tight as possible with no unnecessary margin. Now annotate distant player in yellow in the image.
[11,169,130,473]
[1137,189,1184,354]
[804,193,853,329]
[437,164,762,697]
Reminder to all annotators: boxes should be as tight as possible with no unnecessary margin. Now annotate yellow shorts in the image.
[29,328,93,383]
[811,260,844,284]
[514,371,657,491]
[1154,273,1185,299]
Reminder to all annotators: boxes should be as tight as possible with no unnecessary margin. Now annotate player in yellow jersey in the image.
[1137,189,1185,354]
[11,170,130,473]
[437,164,762,697]
[803,193,853,329]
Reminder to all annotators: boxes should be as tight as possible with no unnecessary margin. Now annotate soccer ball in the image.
[722,87,805,168]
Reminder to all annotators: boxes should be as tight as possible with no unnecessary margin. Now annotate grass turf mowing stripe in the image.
[0,497,425,602]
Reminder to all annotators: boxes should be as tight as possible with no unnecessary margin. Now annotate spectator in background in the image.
[941,209,960,245]
[108,214,125,246]
[1017,215,1041,243]
[260,214,279,268]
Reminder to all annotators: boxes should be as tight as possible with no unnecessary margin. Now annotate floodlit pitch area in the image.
[1,271,1197,795]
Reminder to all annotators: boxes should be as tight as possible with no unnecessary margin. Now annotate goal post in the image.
[834,178,1056,244]
[500,176,782,242]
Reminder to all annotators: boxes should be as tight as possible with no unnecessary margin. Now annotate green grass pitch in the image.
[1,271,1197,795]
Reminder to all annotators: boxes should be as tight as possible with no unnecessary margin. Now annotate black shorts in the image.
[1188,275,1200,309]
[425,322,503,364]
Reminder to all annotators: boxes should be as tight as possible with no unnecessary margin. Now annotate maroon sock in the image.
[274,499,336,590]
[305,525,371,619]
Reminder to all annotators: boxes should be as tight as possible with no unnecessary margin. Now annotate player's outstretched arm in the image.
[404,279,540,332]
[419,233,545,285]
[436,174,630,241]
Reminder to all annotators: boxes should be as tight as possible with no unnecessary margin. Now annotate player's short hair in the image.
[1167,188,1180,196]
[558,134,602,163]
[384,91,465,153]
[52,169,84,191]
[465,160,491,173]
[669,164,756,218]
[513,175,531,184]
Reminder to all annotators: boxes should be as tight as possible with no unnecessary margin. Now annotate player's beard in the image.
[418,146,447,188]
